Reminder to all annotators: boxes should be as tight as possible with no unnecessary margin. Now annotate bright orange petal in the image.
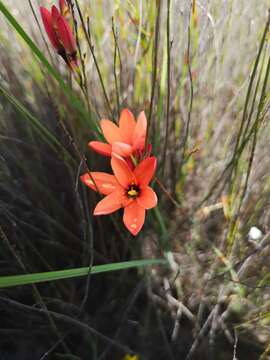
[88,141,112,157]
[100,119,122,145]
[123,201,145,235]
[133,137,145,151]
[119,109,136,144]
[134,156,157,188]
[137,187,157,209]
[112,142,133,157]
[81,172,118,195]
[132,111,147,149]
[94,192,122,215]
[111,154,136,188]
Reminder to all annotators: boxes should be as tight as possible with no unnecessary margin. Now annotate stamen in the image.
[127,184,140,199]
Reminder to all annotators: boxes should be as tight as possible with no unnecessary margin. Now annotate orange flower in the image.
[40,4,78,71]
[81,155,157,235]
[89,109,149,161]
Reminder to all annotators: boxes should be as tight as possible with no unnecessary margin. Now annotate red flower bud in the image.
[40,6,62,51]
[57,15,77,55]
[51,5,61,30]
[40,4,78,71]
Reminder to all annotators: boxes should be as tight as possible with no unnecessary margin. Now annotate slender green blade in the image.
[0,84,68,155]
[0,259,167,288]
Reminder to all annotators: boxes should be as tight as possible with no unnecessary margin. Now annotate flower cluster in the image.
[40,0,78,72]
[81,109,158,236]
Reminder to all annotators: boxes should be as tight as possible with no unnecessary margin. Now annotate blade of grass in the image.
[0,84,70,158]
[0,258,167,288]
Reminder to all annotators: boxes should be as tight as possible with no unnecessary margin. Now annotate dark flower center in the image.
[127,184,140,199]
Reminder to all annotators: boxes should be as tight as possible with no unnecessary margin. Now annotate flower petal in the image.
[88,141,112,157]
[126,157,135,170]
[94,192,122,215]
[132,111,147,149]
[101,119,123,145]
[123,202,145,236]
[57,15,77,54]
[111,154,136,188]
[119,109,136,144]
[40,7,61,50]
[137,187,157,209]
[51,6,62,37]
[133,137,145,151]
[112,142,133,157]
[80,172,118,195]
[51,5,61,24]
[59,0,69,17]
[134,156,157,188]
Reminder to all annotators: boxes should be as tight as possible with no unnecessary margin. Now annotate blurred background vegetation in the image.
[0,0,270,359]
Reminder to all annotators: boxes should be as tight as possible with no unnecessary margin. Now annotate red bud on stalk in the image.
[40,3,79,73]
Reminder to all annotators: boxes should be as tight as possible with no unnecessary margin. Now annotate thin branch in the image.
[145,0,161,151]
[73,0,114,119]
[161,0,171,178]
[112,17,121,118]
[178,8,194,174]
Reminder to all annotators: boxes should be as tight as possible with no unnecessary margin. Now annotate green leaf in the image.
[0,259,167,288]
